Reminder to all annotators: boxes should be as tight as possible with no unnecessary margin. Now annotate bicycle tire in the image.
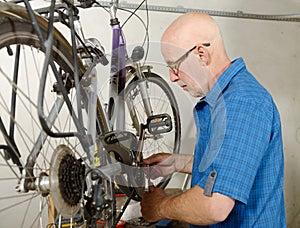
[112,71,181,201]
[0,8,110,228]
[129,72,181,156]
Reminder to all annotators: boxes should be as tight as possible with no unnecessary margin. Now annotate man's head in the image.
[161,12,230,97]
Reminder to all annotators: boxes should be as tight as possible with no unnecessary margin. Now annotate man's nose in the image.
[170,71,179,82]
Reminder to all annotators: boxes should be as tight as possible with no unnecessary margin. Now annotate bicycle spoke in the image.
[0,28,89,225]
[0,67,38,109]
[0,191,40,213]
[0,192,37,200]
[0,2,181,226]
[29,197,49,228]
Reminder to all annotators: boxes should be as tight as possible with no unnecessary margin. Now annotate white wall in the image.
[76,0,300,226]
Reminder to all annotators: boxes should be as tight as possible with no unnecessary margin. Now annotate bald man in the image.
[141,13,286,227]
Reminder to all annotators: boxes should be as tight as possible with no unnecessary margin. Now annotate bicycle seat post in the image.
[109,0,119,19]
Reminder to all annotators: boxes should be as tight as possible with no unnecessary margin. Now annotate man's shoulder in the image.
[225,70,273,106]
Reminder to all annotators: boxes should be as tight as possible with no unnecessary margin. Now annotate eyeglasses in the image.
[167,43,210,75]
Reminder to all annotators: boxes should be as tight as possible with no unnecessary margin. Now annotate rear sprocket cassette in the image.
[50,144,85,218]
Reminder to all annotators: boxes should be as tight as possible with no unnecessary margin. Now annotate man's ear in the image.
[197,45,210,65]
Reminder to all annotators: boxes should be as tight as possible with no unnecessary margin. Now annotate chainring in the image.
[101,131,145,201]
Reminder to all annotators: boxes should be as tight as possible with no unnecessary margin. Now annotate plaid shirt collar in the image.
[201,57,246,107]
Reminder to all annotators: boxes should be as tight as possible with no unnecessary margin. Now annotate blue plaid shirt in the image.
[191,58,286,227]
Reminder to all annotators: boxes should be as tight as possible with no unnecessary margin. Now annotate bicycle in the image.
[0,0,181,227]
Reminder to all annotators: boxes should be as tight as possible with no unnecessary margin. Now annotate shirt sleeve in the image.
[195,96,273,204]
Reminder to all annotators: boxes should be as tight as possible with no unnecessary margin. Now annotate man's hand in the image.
[141,186,168,222]
[143,153,176,179]
[144,153,194,179]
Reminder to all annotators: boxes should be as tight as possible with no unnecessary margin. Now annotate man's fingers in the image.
[143,155,160,165]
[148,185,156,192]
[143,153,171,165]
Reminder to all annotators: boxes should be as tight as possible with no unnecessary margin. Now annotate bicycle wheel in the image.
[124,72,181,192]
[0,10,103,228]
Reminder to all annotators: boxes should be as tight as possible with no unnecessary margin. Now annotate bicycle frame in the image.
[3,0,151,202]
[15,0,102,193]
[108,0,127,130]
[107,0,154,131]
[20,0,151,142]
[0,0,147,188]
[0,0,181,226]
[15,1,129,225]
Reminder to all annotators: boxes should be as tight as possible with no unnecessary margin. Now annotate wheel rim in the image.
[0,28,88,227]
[124,75,181,190]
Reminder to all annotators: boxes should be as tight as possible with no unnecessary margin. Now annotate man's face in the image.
[162,44,212,98]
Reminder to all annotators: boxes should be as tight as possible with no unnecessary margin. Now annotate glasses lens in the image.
[167,45,197,74]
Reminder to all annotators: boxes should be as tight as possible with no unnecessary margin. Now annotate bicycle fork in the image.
[135,62,154,117]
